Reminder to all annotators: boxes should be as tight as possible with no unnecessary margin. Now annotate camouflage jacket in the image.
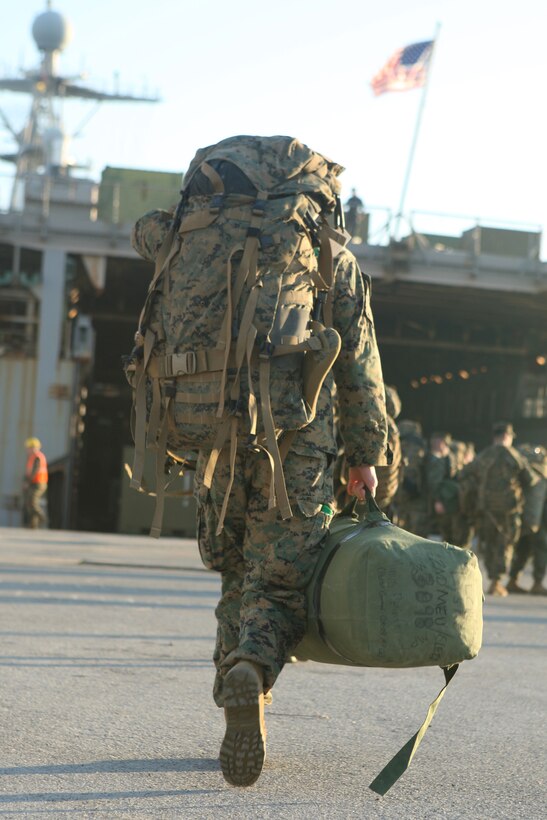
[132,212,388,467]
[463,443,537,515]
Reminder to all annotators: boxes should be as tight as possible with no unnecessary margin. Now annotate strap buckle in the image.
[209,194,224,214]
[252,199,267,217]
[169,351,197,376]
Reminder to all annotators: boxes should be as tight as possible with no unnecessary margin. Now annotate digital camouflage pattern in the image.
[131,136,388,703]
[183,135,343,213]
[509,445,547,586]
[194,428,333,703]
[132,217,388,467]
[191,240,388,701]
[423,446,459,542]
[374,385,402,510]
[464,443,537,580]
[393,420,429,536]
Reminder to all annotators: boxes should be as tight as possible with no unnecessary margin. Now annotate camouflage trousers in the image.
[478,512,521,581]
[194,437,333,706]
[509,528,547,584]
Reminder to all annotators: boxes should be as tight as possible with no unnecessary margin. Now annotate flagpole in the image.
[393,22,441,240]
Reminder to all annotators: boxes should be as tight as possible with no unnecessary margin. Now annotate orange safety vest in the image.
[26,450,48,485]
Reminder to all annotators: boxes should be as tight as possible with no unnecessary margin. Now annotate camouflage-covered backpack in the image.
[124,135,348,536]
[475,444,526,515]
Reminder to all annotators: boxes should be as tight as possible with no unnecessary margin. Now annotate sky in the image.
[1,0,546,254]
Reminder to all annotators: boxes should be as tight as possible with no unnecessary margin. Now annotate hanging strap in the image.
[215,417,239,536]
[130,328,156,491]
[259,356,292,519]
[200,161,225,194]
[149,395,173,539]
[203,417,232,489]
[369,664,460,796]
[216,191,267,346]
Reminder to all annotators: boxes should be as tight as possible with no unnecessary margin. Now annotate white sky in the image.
[1,0,546,254]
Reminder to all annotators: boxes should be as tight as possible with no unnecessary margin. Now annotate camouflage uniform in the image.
[394,420,429,536]
[465,443,536,582]
[334,384,401,513]
[508,446,547,590]
[450,440,476,549]
[423,441,458,543]
[132,215,388,703]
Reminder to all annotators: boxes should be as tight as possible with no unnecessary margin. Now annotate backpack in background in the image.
[476,444,526,516]
[124,136,349,536]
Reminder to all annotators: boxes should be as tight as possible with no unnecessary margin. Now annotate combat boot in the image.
[530,581,547,596]
[220,661,266,787]
[487,580,508,597]
[506,578,529,594]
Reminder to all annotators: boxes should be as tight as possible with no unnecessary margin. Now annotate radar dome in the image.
[32,10,72,53]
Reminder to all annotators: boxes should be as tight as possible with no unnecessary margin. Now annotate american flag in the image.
[371,40,434,96]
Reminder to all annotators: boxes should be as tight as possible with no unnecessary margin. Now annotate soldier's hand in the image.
[348,465,378,500]
[434,500,446,515]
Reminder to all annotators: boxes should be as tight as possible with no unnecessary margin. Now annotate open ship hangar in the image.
[360,228,547,448]
[1,171,546,534]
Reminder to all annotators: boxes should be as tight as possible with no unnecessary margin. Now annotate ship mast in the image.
[0,1,159,210]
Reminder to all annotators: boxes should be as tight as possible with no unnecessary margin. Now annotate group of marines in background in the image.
[336,386,547,597]
[23,387,547,599]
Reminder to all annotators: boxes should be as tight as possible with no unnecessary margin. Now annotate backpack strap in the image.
[259,353,292,520]
[130,327,156,492]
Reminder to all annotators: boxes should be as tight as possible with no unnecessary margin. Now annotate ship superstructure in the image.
[0,5,546,533]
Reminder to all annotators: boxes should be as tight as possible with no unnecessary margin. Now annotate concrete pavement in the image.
[0,526,545,818]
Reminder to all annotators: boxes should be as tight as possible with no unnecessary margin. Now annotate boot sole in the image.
[220,664,266,787]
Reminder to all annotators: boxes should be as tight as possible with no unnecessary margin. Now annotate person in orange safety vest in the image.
[23,437,48,528]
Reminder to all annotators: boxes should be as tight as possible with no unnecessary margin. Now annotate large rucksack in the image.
[124,136,349,535]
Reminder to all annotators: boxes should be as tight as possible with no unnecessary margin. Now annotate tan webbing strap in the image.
[216,237,256,347]
[200,162,225,194]
[175,388,220,404]
[259,357,292,519]
[161,234,182,301]
[203,417,232,489]
[130,329,156,490]
[215,417,239,536]
[216,254,235,417]
[317,224,334,323]
[130,362,146,490]
[137,223,179,333]
[302,326,342,420]
[177,210,220,235]
[234,285,261,373]
[216,191,267,344]
[246,325,259,437]
[149,398,172,539]
[146,378,162,449]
